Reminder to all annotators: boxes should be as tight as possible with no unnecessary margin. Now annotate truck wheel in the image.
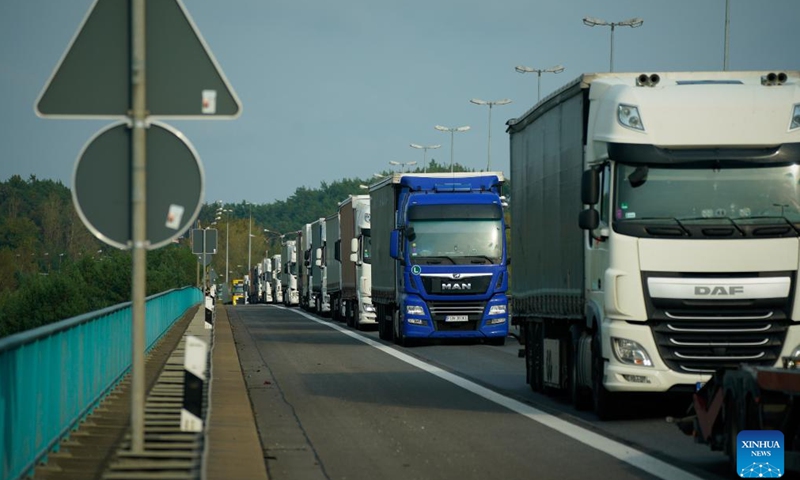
[591,333,617,420]
[570,334,591,411]
[378,306,392,341]
[393,310,407,347]
[526,322,544,393]
[345,301,353,328]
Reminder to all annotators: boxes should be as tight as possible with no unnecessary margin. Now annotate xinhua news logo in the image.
[737,430,784,478]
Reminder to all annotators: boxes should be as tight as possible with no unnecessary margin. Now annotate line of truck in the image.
[246,71,800,458]
[289,173,511,345]
[507,69,800,468]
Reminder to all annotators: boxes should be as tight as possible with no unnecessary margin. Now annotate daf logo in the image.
[695,285,745,296]
[442,282,471,290]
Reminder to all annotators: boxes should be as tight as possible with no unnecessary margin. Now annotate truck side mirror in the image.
[334,240,341,262]
[350,238,359,264]
[315,247,322,267]
[389,230,400,260]
[578,208,600,230]
[581,168,600,206]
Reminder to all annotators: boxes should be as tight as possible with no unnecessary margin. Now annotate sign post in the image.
[37,0,240,455]
[130,0,147,453]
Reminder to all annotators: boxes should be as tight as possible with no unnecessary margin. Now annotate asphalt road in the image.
[227,304,751,480]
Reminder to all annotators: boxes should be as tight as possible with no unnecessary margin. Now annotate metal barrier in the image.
[0,287,202,480]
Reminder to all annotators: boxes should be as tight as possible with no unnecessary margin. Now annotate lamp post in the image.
[434,125,471,173]
[514,65,565,102]
[389,160,417,173]
[723,0,730,71]
[409,144,440,173]
[469,98,512,171]
[582,16,643,72]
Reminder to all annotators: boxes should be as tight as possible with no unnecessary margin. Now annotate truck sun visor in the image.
[408,204,502,221]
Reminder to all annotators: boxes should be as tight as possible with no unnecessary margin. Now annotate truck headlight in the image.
[791,104,800,130]
[363,304,375,313]
[406,305,425,316]
[618,104,645,131]
[612,337,653,367]
[488,304,507,315]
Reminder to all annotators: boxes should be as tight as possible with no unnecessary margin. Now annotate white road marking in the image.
[277,306,705,480]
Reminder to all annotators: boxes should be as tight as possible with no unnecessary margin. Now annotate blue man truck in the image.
[370,172,510,346]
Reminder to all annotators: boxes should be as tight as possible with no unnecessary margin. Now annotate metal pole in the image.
[247,205,252,303]
[130,0,147,454]
[609,24,615,72]
[203,229,207,293]
[225,216,229,286]
[423,149,428,173]
[449,131,455,173]
[537,71,542,102]
[723,0,730,70]
[486,104,493,171]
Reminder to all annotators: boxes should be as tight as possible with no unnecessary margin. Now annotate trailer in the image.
[672,361,800,475]
[507,71,800,419]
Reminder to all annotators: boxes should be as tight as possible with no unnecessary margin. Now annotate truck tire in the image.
[570,333,591,411]
[393,310,407,347]
[345,301,354,328]
[591,333,617,420]
[378,305,392,341]
[526,322,544,393]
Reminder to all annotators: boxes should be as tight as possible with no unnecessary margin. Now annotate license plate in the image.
[445,315,469,322]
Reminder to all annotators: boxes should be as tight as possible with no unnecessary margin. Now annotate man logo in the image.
[442,282,471,291]
[695,285,745,296]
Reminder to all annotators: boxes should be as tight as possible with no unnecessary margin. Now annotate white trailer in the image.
[341,195,375,329]
[325,211,342,321]
[311,218,329,314]
[281,240,299,306]
[270,254,283,304]
[507,71,800,419]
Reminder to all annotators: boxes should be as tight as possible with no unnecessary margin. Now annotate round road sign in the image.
[72,121,204,250]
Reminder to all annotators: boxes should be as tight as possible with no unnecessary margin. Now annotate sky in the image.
[2,0,800,206]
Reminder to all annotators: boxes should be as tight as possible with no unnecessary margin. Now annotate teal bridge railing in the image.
[0,286,203,480]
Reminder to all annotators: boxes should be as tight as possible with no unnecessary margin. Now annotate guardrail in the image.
[0,286,203,480]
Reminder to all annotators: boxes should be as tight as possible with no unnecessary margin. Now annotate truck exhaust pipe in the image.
[636,73,660,87]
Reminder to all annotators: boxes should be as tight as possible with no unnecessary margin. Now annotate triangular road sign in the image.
[36,0,241,119]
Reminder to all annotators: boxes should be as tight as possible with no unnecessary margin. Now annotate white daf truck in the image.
[507,71,800,419]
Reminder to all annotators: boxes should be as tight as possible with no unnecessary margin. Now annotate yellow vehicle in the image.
[232,279,246,305]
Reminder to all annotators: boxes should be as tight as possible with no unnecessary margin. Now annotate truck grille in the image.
[428,301,486,332]
[642,271,793,374]
[651,318,788,373]
[420,275,492,295]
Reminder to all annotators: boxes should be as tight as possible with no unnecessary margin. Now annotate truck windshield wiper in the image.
[676,216,745,236]
[415,256,457,265]
[467,255,496,265]
[737,215,800,234]
[630,216,690,235]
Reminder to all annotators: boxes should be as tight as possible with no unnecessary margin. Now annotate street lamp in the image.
[434,125,471,173]
[409,144,441,173]
[723,0,730,70]
[470,98,512,171]
[389,160,417,173]
[514,65,565,102]
[582,16,643,72]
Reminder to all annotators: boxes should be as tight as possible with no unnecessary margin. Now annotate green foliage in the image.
[0,175,200,338]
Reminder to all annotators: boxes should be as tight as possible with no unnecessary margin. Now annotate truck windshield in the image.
[614,163,800,229]
[407,219,503,264]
